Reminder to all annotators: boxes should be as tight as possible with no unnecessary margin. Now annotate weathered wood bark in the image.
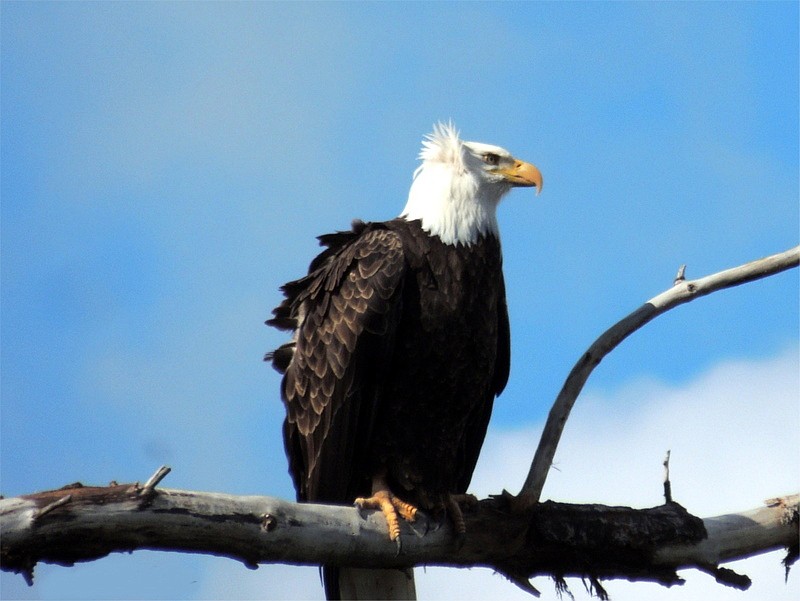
[2,477,797,598]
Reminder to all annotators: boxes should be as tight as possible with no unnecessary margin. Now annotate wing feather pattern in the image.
[267,221,406,503]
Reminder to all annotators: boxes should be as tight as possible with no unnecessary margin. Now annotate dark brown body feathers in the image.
[267,218,510,510]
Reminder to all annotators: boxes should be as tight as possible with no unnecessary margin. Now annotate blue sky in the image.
[1,2,797,600]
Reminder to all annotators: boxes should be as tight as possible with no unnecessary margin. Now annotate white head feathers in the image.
[417,121,466,168]
[400,122,541,246]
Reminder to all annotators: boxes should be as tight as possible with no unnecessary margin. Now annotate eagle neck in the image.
[399,161,501,247]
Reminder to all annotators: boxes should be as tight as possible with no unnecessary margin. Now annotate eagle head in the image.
[400,122,542,246]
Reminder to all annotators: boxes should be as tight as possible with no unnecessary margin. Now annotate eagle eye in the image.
[483,153,500,166]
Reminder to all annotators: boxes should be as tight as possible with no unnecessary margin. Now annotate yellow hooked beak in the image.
[499,160,543,194]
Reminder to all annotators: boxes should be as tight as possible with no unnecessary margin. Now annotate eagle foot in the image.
[354,490,418,542]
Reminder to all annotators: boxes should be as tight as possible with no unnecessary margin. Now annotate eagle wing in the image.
[267,221,406,503]
[457,271,510,492]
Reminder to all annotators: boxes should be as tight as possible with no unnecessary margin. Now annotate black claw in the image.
[395,535,402,556]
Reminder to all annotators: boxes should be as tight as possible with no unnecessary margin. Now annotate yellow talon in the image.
[355,489,417,541]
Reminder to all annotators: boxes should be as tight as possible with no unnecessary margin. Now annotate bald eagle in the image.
[267,122,541,599]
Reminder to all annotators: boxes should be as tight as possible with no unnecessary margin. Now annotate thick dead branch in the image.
[521,245,800,501]
[1,476,797,595]
[3,248,795,597]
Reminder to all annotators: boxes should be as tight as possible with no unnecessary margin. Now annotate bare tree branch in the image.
[2,247,796,597]
[520,245,800,501]
[1,475,797,596]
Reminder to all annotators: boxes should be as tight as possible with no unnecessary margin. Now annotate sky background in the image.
[1,2,798,600]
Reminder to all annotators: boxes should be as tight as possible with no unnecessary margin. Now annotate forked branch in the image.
[2,247,797,597]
